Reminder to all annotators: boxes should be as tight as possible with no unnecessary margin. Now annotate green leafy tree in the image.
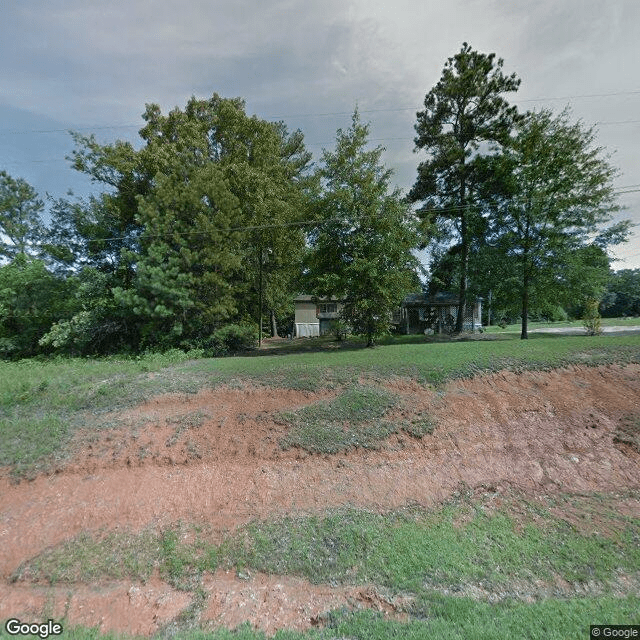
[602,269,640,317]
[114,163,245,349]
[63,94,311,352]
[583,298,603,336]
[306,109,420,347]
[0,255,76,358]
[124,95,311,348]
[490,108,628,338]
[409,43,521,332]
[40,267,141,355]
[0,171,46,259]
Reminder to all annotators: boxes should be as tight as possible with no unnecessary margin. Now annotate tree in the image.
[0,255,76,358]
[63,94,312,351]
[409,43,521,332]
[601,269,640,317]
[490,108,629,338]
[306,109,420,347]
[0,171,46,260]
[116,95,312,349]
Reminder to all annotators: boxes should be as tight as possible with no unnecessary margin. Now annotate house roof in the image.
[294,294,342,303]
[403,293,482,306]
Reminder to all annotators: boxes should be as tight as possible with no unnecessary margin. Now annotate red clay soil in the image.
[1,364,639,636]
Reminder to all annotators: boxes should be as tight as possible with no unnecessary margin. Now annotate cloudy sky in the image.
[1,0,639,269]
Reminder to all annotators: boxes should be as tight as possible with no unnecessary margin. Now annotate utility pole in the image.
[258,245,263,347]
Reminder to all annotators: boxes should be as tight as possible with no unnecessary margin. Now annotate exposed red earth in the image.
[1,364,639,636]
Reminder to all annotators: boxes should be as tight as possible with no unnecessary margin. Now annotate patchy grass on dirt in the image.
[10,491,640,639]
[277,385,406,453]
[615,414,640,453]
[1,333,639,478]
[4,594,639,639]
[15,491,640,597]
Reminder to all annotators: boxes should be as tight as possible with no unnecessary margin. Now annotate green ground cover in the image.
[484,316,640,333]
[2,332,640,638]
[8,492,640,639]
[1,332,640,477]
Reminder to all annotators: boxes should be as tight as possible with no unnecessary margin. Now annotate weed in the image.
[165,410,210,447]
[12,529,158,585]
[400,416,436,437]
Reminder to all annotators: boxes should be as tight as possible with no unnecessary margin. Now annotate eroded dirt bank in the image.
[1,364,639,635]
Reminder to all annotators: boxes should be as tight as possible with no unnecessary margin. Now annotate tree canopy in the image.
[409,42,521,332]
[42,94,313,353]
[488,108,628,338]
[305,109,420,346]
[0,170,46,260]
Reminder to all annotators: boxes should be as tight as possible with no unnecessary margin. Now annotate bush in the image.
[329,318,350,341]
[204,323,258,356]
[583,299,603,336]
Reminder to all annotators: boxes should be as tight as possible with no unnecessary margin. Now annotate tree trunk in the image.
[270,309,278,338]
[456,242,469,333]
[456,164,468,334]
[456,207,469,333]
[521,250,529,340]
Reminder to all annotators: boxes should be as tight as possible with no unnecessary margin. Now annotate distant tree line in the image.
[0,45,632,358]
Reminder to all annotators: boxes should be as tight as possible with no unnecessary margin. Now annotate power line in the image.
[594,119,640,126]
[3,117,640,165]
[53,190,638,247]
[268,90,640,118]
[515,89,640,103]
[1,89,639,137]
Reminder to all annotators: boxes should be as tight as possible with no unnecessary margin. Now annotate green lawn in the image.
[484,316,640,333]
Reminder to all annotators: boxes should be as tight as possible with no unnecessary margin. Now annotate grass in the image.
[9,492,640,639]
[278,384,404,453]
[15,494,640,595]
[484,316,640,333]
[2,596,639,638]
[277,383,434,453]
[1,332,639,477]
[224,497,640,591]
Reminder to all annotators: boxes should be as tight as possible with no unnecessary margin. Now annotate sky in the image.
[1,0,639,270]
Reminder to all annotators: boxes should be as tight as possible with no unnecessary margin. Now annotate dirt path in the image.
[1,364,639,635]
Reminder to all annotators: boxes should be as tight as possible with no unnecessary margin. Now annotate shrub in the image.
[205,323,258,356]
[583,299,603,336]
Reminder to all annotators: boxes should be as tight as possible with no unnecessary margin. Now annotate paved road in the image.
[528,325,640,335]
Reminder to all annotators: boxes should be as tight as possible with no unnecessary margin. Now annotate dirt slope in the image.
[1,364,639,635]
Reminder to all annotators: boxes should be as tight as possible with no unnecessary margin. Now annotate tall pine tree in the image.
[409,43,521,332]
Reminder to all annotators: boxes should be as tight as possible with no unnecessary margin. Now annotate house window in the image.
[318,303,337,313]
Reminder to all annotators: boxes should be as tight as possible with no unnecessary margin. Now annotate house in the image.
[397,292,483,334]
[293,295,343,337]
[293,292,482,337]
